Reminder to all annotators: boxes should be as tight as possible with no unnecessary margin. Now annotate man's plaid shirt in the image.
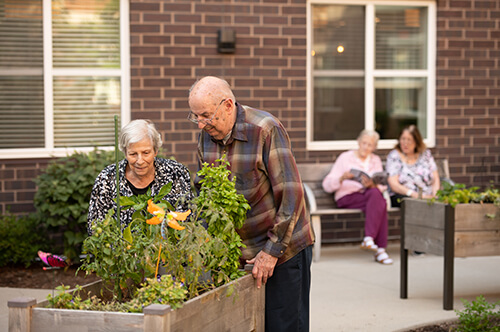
[195,103,315,265]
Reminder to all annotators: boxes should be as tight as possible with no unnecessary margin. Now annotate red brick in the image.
[130,24,160,33]
[130,3,160,11]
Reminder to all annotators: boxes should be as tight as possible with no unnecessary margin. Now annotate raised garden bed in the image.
[400,198,500,310]
[8,273,264,332]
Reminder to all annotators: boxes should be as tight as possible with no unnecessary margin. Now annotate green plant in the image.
[47,275,186,313]
[33,148,118,260]
[126,275,187,312]
[454,295,500,331]
[434,182,500,213]
[81,208,157,300]
[78,154,250,307]
[191,155,251,282]
[0,212,47,267]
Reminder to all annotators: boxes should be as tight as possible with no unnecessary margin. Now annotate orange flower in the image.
[146,199,165,225]
[164,210,190,230]
[146,199,190,230]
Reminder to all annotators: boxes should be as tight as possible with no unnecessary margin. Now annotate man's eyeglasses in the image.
[187,99,227,125]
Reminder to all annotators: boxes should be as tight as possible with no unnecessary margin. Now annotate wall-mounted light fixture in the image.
[217,29,236,54]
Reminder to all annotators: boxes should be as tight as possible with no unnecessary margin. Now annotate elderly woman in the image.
[87,119,193,235]
[386,125,440,208]
[322,130,393,265]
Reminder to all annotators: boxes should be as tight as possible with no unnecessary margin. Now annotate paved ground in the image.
[311,243,500,331]
[2,242,500,331]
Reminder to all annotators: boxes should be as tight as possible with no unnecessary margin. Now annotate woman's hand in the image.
[339,171,354,183]
[360,174,376,188]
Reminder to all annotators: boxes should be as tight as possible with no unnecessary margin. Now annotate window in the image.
[0,0,129,158]
[307,1,435,150]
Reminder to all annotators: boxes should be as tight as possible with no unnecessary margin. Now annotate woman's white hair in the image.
[357,129,380,145]
[119,119,162,153]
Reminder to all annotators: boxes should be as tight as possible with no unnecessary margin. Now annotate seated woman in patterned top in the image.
[87,119,193,235]
[386,124,441,208]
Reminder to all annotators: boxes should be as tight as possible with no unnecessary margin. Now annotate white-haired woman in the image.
[322,130,392,265]
[87,119,193,234]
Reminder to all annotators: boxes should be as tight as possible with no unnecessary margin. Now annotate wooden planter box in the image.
[8,274,264,332]
[400,198,500,310]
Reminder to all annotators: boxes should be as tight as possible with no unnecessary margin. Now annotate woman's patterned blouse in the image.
[87,158,193,235]
[386,149,437,196]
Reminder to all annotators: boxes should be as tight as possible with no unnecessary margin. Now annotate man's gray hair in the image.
[119,119,162,153]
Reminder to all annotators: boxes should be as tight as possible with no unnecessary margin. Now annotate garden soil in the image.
[0,263,100,289]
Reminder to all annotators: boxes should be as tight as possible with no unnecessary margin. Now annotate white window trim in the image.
[0,0,130,160]
[306,0,436,151]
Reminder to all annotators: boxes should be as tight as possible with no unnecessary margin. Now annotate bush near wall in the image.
[32,149,117,261]
[0,212,47,267]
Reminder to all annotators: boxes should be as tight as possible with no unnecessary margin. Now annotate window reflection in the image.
[375,6,428,70]
[375,78,427,139]
[314,77,365,141]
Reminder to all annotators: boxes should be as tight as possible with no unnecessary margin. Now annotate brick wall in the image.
[0,159,49,215]
[434,0,500,187]
[129,0,500,190]
[2,0,499,244]
[129,0,310,170]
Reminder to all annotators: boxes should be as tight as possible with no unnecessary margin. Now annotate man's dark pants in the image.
[265,245,313,332]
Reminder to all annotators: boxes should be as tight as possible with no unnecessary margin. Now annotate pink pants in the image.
[336,188,388,248]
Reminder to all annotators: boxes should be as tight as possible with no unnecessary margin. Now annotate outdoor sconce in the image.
[217,29,236,54]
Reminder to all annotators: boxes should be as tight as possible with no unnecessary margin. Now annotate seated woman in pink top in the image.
[322,130,393,265]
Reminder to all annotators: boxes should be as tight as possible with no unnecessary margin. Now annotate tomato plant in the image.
[75,155,250,310]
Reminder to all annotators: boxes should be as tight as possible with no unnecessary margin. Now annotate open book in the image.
[349,168,388,186]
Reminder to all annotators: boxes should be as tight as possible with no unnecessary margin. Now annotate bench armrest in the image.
[303,183,317,213]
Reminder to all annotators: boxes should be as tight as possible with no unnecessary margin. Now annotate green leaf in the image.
[120,196,136,207]
[157,183,172,199]
[123,225,133,244]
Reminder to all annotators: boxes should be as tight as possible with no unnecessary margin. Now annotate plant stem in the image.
[114,115,121,227]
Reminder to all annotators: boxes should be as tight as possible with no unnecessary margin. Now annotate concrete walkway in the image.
[2,242,500,331]
[311,243,500,331]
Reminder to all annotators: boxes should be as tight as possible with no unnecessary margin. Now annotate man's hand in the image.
[246,251,278,289]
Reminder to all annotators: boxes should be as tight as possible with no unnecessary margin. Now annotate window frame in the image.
[306,0,436,151]
[0,0,130,159]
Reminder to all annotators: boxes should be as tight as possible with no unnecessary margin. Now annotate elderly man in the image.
[188,76,315,332]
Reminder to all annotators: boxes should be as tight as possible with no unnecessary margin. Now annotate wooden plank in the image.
[169,274,264,332]
[312,207,399,216]
[8,307,30,332]
[296,163,332,182]
[31,309,143,332]
[454,204,500,231]
[404,199,447,229]
[143,304,171,332]
[18,274,262,332]
[314,208,365,215]
[404,224,445,255]
[455,231,500,257]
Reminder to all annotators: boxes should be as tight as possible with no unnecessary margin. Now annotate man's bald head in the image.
[189,76,235,107]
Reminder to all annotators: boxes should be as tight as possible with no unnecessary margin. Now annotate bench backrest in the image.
[298,163,336,211]
[297,158,450,212]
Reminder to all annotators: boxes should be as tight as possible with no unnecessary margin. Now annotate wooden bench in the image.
[298,159,450,262]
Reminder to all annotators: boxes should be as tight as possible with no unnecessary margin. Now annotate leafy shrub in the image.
[33,148,117,260]
[0,212,47,267]
[454,295,500,332]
